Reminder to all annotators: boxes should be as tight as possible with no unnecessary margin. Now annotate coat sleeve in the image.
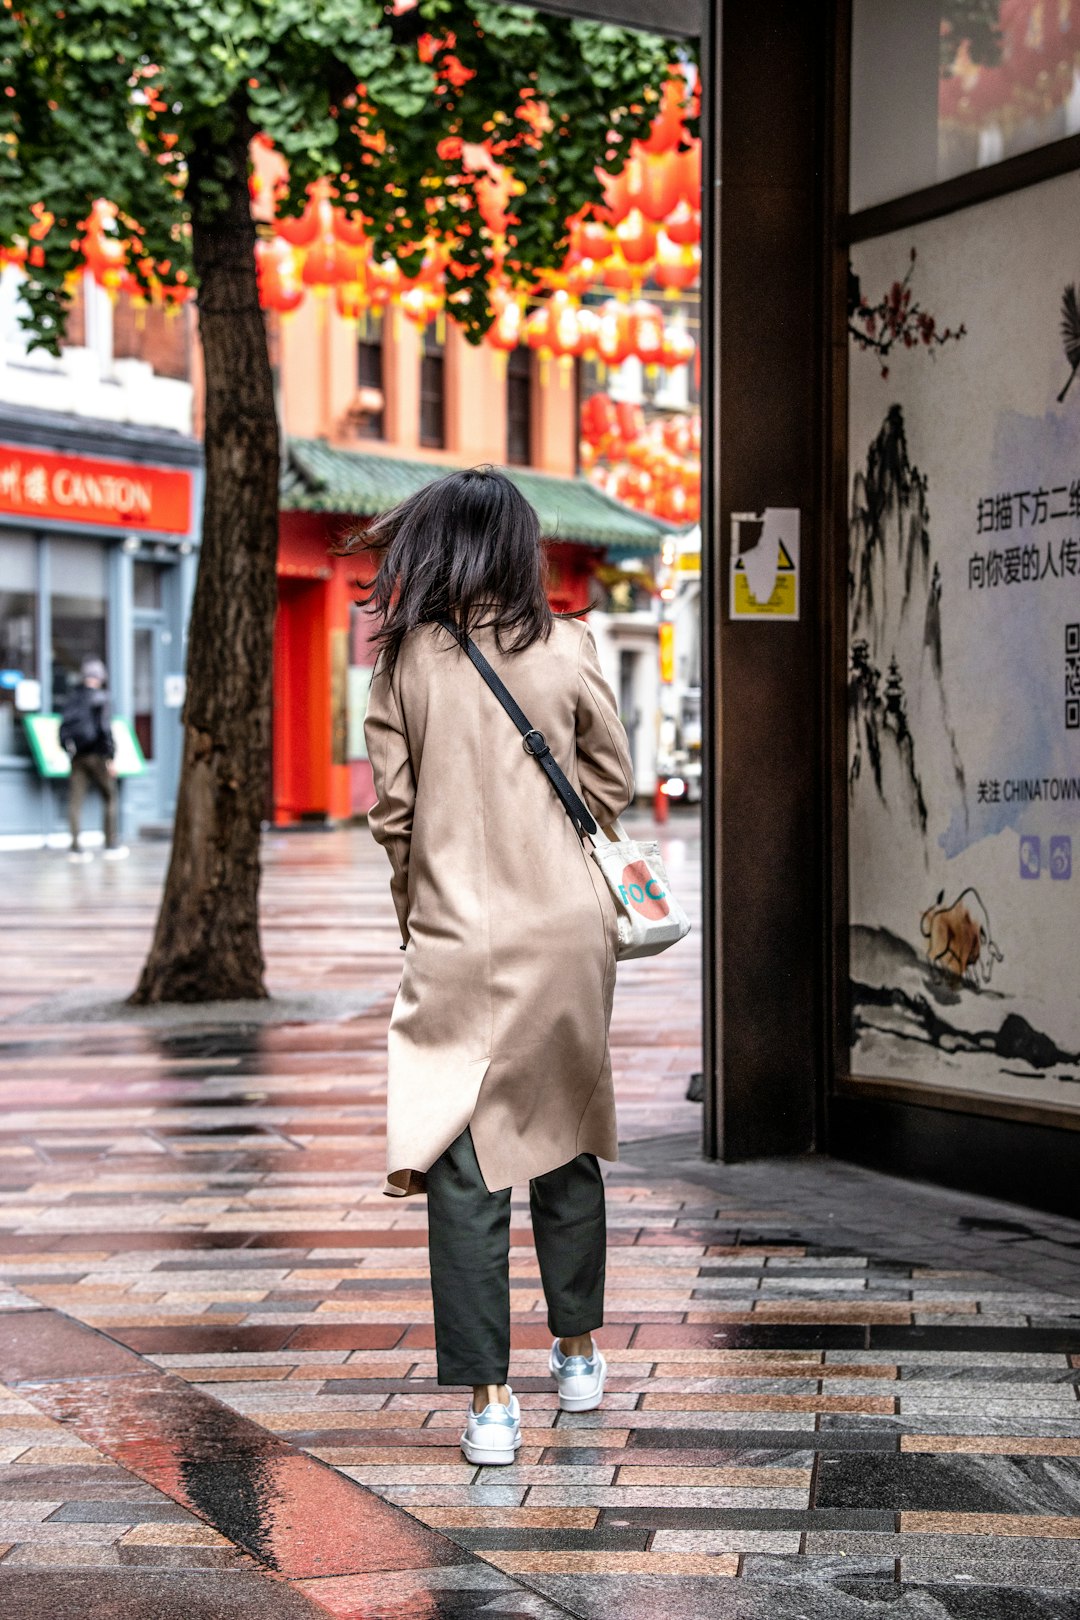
[98,695,116,759]
[575,624,635,827]
[364,663,415,946]
[58,694,78,756]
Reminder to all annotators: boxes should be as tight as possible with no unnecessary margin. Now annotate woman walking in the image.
[357,466,634,1464]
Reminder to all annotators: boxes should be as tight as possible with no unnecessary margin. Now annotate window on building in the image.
[132,625,155,761]
[419,326,445,449]
[112,298,192,381]
[355,313,385,440]
[49,538,107,702]
[506,346,532,466]
[132,560,163,611]
[0,532,38,758]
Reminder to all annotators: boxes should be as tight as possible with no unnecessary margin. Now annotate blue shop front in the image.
[0,407,202,847]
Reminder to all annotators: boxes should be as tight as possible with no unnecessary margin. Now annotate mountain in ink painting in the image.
[848,403,967,849]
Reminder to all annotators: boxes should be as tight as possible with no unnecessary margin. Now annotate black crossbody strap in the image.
[438,617,598,838]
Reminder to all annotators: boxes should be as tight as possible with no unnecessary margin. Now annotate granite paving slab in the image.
[816,1452,1080,1515]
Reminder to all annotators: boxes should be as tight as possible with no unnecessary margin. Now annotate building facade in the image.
[0,272,201,846]
[269,294,666,825]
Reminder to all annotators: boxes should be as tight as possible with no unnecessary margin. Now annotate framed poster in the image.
[846,172,1080,1120]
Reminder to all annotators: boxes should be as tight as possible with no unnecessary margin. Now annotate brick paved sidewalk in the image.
[0,823,1078,1619]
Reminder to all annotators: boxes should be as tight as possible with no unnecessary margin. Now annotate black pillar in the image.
[701,1,838,1160]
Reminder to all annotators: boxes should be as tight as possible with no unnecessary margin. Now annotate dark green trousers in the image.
[69,753,119,851]
[425,1127,606,1387]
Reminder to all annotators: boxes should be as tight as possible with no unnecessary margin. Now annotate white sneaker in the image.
[68,850,92,864]
[460,1389,522,1466]
[103,845,130,861]
[549,1338,606,1412]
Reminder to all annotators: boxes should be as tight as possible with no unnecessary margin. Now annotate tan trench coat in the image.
[364,617,635,1197]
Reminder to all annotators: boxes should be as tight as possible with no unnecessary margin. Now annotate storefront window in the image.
[0,532,37,757]
[133,625,155,760]
[49,537,107,700]
[420,326,446,449]
[356,311,386,441]
[507,346,532,466]
[851,0,1080,213]
[133,560,163,611]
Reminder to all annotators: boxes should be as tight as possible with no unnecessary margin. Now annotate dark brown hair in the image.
[341,465,552,675]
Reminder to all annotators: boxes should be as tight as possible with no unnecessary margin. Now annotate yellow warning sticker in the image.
[730,510,800,620]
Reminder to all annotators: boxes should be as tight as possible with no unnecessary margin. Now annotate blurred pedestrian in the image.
[59,657,128,863]
[353,466,634,1465]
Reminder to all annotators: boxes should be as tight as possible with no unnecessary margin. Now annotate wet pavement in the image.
[0,819,1079,1618]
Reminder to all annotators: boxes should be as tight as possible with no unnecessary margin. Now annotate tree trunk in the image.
[131,122,279,1004]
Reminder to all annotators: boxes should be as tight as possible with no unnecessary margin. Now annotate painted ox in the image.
[920,887,1003,988]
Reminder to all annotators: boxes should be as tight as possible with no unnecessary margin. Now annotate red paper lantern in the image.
[275,199,321,247]
[639,76,689,155]
[628,299,665,366]
[634,152,681,224]
[80,201,127,288]
[256,236,305,312]
[563,254,601,296]
[524,304,550,351]
[576,305,600,359]
[525,289,584,359]
[596,164,633,224]
[613,210,658,268]
[335,281,368,322]
[399,283,442,329]
[661,415,692,456]
[580,392,618,447]
[654,233,699,292]
[658,483,690,523]
[614,399,645,444]
[664,200,701,247]
[366,256,404,304]
[601,258,635,293]
[597,300,634,367]
[333,209,368,248]
[660,324,696,371]
[576,217,613,262]
[485,285,524,352]
[303,234,362,286]
[674,139,702,206]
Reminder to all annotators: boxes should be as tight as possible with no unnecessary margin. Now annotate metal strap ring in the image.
[522,728,550,757]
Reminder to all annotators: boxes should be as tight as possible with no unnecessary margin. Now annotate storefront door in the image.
[124,557,182,831]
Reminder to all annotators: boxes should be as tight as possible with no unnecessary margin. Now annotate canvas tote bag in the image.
[440,619,691,962]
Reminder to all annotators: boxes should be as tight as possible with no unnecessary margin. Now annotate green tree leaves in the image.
[1,0,689,350]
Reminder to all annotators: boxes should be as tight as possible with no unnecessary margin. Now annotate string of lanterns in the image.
[581,393,701,525]
[0,199,195,309]
[3,71,700,363]
[250,70,701,379]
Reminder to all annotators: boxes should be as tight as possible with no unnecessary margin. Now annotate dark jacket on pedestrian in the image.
[59,682,115,760]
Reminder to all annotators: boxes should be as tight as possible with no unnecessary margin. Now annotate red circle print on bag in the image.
[618,860,670,919]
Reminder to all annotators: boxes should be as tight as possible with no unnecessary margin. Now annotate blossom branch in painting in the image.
[848,248,966,379]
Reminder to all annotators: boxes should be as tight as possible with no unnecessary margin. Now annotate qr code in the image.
[1068,623,1080,730]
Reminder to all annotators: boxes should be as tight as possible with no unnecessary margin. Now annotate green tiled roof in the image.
[280,438,664,553]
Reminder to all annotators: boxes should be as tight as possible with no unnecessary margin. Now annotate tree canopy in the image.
[1,0,688,349]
